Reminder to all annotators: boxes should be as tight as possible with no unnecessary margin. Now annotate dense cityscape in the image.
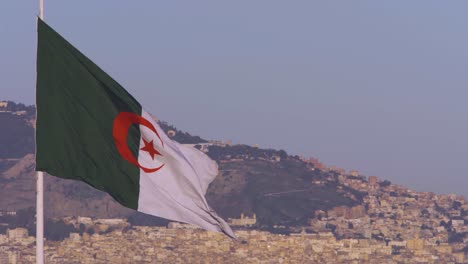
[1,157,467,263]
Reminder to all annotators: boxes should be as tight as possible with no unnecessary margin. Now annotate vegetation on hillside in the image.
[0,112,34,158]
[158,121,208,144]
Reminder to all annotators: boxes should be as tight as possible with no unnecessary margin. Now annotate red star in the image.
[140,139,162,160]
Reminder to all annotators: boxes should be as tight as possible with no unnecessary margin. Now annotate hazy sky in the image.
[1,1,467,197]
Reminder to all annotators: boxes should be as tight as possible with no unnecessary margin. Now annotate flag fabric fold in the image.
[35,18,234,238]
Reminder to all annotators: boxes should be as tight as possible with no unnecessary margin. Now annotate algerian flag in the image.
[35,18,234,238]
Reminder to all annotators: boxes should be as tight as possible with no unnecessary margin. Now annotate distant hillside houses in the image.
[0,210,16,217]
[205,144,287,163]
[0,101,34,117]
[228,213,257,227]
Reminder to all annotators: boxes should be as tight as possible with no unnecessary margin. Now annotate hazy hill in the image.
[0,114,34,159]
[0,101,359,228]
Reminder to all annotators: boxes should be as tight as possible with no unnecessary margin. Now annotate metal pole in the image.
[36,1,45,264]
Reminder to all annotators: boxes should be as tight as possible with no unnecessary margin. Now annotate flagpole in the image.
[36,0,45,263]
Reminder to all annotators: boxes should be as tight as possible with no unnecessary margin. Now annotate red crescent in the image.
[112,112,165,173]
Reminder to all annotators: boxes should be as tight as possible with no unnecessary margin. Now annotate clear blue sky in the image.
[1,1,467,197]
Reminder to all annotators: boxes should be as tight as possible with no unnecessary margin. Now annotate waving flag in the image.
[35,18,234,238]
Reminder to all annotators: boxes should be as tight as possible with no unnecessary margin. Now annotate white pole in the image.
[36,1,45,264]
[39,0,43,19]
[36,171,44,264]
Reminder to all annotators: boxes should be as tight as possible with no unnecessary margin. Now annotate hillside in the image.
[205,145,362,227]
[0,101,358,228]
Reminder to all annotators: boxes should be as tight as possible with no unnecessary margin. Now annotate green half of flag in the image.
[36,18,142,209]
